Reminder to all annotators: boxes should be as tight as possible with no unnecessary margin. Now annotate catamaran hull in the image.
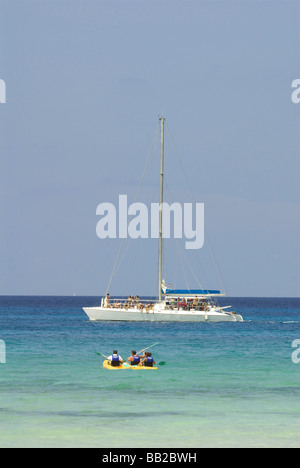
[83,307,243,322]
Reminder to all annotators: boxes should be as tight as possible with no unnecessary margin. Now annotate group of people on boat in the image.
[103,293,153,312]
[107,349,156,367]
[165,296,212,311]
[103,293,215,313]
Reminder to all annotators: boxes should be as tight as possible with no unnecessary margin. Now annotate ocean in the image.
[0,296,299,448]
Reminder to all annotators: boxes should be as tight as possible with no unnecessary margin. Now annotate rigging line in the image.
[163,178,209,289]
[165,121,228,295]
[164,161,210,289]
[105,122,160,295]
[174,238,203,290]
[205,236,228,294]
[174,239,190,291]
[165,122,197,203]
[162,241,166,284]
[114,169,160,278]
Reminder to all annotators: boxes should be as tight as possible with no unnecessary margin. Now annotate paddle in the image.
[125,342,159,361]
[134,342,159,358]
[96,342,159,360]
[96,343,164,366]
[95,351,108,359]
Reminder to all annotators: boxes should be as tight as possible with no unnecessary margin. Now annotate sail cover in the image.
[164,289,221,296]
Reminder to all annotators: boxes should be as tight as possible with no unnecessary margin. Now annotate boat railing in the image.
[164,301,212,312]
[101,297,155,309]
[100,296,218,312]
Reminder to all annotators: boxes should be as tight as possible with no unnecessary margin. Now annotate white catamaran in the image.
[83,117,243,323]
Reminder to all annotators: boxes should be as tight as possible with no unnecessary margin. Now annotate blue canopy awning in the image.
[164,289,221,296]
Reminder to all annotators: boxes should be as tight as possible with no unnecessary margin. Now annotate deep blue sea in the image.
[0,296,299,448]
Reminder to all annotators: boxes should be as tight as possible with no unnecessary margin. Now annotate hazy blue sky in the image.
[0,0,299,297]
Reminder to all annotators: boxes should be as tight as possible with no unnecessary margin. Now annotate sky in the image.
[0,0,299,297]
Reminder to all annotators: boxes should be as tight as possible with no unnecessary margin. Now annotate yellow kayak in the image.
[103,360,158,370]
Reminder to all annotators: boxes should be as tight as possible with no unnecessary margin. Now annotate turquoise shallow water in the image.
[0,296,299,448]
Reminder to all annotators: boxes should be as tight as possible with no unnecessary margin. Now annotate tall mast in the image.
[158,116,165,302]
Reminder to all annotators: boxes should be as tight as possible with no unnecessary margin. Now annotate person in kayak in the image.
[141,351,156,367]
[107,350,124,367]
[127,350,141,366]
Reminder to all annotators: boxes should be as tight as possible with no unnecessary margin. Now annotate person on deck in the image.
[104,293,110,307]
